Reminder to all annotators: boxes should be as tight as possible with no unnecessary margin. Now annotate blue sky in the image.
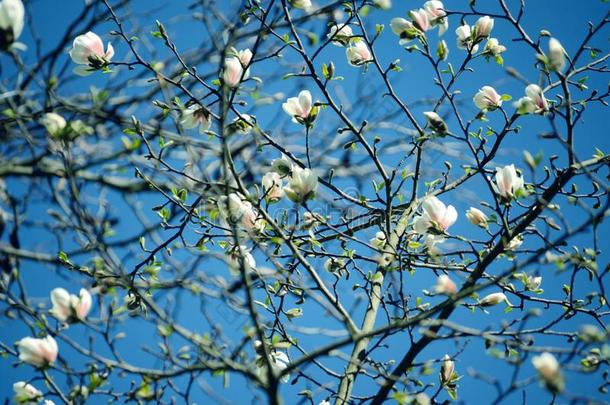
[1,0,609,404]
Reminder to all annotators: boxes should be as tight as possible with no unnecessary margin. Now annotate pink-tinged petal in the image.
[104,42,114,61]
[298,90,312,116]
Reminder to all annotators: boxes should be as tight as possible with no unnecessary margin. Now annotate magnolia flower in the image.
[180,105,211,134]
[16,336,58,367]
[547,38,566,72]
[484,38,506,56]
[479,292,509,307]
[423,1,448,35]
[228,114,255,134]
[319,400,331,405]
[235,48,253,67]
[373,0,391,10]
[218,193,263,233]
[254,341,291,383]
[228,245,256,274]
[271,154,293,176]
[50,288,92,322]
[282,90,317,125]
[0,0,24,50]
[409,8,430,32]
[222,57,247,88]
[505,234,523,251]
[370,231,387,250]
[523,274,542,291]
[455,24,478,53]
[289,0,311,10]
[327,23,353,46]
[515,84,549,115]
[346,41,373,66]
[413,393,431,405]
[284,166,318,202]
[390,18,420,45]
[440,354,455,385]
[436,39,449,60]
[466,207,488,228]
[69,32,114,76]
[473,16,494,40]
[473,86,502,111]
[423,111,447,134]
[41,113,67,137]
[413,196,457,235]
[13,381,42,404]
[494,164,524,200]
[532,352,563,392]
[434,274,457,295]
[262,172,284,203]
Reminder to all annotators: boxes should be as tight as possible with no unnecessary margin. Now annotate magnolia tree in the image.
[1,0,609,403]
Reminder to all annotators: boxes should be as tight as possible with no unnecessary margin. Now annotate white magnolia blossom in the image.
[370,231,387,250]
[0,0,24,49]
[228,245,256,274]
[41,113,67,137]
[505,234,524,251]
[484,38,506,56]
[517,273,542,291]
[218,193,264,233]
[409,8,430,32]
[423,1,448,35]
[50,288,92,322]
[479,292,509,307]
[282,90,316,125]
[180,105,211,134]
[532,352,563,391]
[228,114,255,134]
[13,381,42,404]
[373,0,391,10]
[346,40,373,66]
[547,37,566,71]
[413,393,431,405]
[284,166,318,202]
[436,39,449,60]
[262,172,284,203]
[289,0,311,10]
[473,86,502,110]
[440,354,455,385]
[254,341,291,383]
[473,16,494,40]
[423,111,447,134]
[327,23,353,46]
[434,274,457,295]
[455,24,478,53]
[16,336,58,367]
[271,154,293,176]
[413,196,457,234]
[494,164,524,200]
[390,18,419,45]
[222,57,248,88]
[319,400,331,405]
[69,31,114,76]
[465,207,488,227]
[515,84,549,115]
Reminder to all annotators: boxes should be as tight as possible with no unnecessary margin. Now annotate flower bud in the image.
[494,164,524,200]
[390,18,420,45]
[289,0,311,10]
[436,39,449,61]
[423,111,447,134]
[479,292,509,307]
[466,207,488,228]
[532,352,564,392]
[262,172,284,203]
[13,381,42,404]
[473,16,494,40]
[50,288,92,322]
[41,113,67,138]
[434,274,457,295]
[483,38,506,56]
[547,38,566,72]
[327,23,353,46]
[0,0,24,51]
[440,354,455,385]
[346,41,373,66]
